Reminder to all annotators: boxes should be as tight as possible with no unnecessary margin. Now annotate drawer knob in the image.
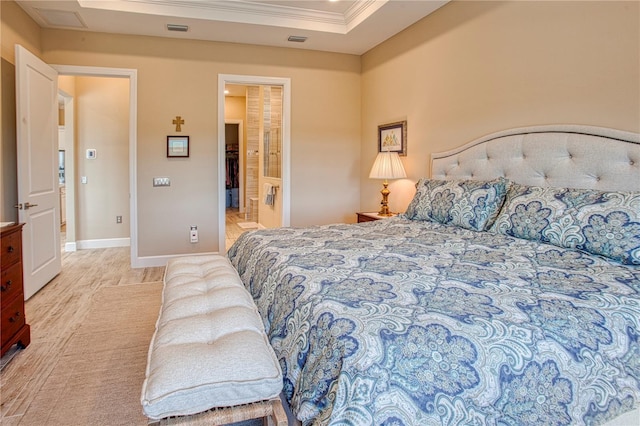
[7,246,14,253]
[9,311,21,323]
[1,280,11,291]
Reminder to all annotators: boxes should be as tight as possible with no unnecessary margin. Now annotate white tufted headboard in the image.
[431,125,640,192]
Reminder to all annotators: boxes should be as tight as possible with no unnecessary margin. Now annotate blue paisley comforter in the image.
[227,218,640,426]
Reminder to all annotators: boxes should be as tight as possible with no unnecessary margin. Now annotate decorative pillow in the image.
[404,177,510,231]
[490,183,640,265]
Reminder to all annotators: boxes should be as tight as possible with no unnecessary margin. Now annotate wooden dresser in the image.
[1,223,30,357]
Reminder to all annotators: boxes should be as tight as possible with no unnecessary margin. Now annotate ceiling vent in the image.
[167,24,189,32]
[35,8,86,29]
[287,35,307,43]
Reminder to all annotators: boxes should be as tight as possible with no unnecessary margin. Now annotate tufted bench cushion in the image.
[141,255,283,421]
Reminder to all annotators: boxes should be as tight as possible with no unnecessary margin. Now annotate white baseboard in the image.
[76,237,130,250]
[64,242,77,252]
[132,251,221,268]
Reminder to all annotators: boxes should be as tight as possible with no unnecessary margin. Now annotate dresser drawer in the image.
[1,229,22,269]
[1,295,26,347]
[1,262,23,309]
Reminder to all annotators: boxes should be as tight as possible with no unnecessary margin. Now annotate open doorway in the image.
[224,84,283,225]
[218,75,291,252]
[224,119,246,249]
[57,92,72,251]
[225,122,241,214]
[56,75,131,253]
[54,65,139,266]
[10,48,138,299]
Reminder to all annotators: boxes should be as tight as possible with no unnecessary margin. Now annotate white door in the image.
[15,45,61,300]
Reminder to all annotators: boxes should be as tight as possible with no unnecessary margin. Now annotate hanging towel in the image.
[263,183,275,206]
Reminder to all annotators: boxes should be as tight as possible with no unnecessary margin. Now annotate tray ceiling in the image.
[16,0,448,55]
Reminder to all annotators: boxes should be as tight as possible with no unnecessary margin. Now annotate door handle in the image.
[15,202,38,210]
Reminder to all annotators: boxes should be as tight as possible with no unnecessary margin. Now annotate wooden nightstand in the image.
[356,212,398,223]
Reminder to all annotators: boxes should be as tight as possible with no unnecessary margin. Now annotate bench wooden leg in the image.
[269,398,288,426]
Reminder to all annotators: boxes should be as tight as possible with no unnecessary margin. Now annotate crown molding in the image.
[77,0,384,34]
[344,0,387,32]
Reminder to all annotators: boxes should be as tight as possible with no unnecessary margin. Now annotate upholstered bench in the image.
[141,255,285,425]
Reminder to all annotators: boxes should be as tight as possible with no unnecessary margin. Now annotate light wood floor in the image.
[226,208,247,252]
[0,247,165,424]
[1,209,248,424]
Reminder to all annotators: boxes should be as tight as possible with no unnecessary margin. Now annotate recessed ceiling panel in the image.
[35,8,86,28]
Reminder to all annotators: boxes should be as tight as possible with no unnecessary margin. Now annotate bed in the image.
[227,125,640,426]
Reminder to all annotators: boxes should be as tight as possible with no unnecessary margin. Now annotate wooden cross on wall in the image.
[172,116,184,132]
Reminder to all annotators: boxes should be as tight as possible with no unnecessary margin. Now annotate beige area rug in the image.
[20,282,163,426]
[19,283,268,426]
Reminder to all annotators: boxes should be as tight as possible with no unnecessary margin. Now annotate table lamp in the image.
[368,150,406,216]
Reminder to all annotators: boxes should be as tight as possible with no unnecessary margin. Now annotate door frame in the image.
[52,65,139,267]
[217,74,291,251]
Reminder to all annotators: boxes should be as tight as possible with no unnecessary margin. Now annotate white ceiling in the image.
[16,0,448,55]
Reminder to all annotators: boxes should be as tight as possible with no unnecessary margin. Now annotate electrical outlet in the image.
[190,226,198,243]
[116,216,122,224]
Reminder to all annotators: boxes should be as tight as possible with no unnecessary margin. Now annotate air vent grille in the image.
[35,8,86,29]
[167,24,189,32]
[287,35,307,43]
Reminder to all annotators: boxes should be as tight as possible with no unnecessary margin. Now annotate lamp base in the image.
[377,180,392,216]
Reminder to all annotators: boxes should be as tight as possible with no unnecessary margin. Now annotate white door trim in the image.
[51,65,140,267]
[217,74,291,252]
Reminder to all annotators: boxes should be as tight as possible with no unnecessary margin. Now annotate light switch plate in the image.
[153,177,170,187]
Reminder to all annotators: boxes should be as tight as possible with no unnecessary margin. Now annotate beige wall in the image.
[75,76,130,241]
[0,0,41,64]
[3,0,638,258]
[361,1,640,213]
[58,75,76,98]
[1,0,42,223]
[38,29,361,256]
[1,58,17,223]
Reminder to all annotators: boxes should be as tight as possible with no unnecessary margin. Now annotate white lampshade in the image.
[369,151,407,180]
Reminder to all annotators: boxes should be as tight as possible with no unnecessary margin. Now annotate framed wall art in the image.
[378,120,407,156]
[167,136,189,158]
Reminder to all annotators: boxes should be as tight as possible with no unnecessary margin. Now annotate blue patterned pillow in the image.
[404,178,510,231]
[490,183,640,265]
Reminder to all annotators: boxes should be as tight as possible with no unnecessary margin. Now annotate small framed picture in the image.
[167,136,189,158]
[378,121,407,156]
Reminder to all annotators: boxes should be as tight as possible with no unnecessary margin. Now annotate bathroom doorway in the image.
[218,75,291,252]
